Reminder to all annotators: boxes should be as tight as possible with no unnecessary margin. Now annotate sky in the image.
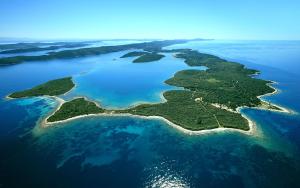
[0,0,299,40]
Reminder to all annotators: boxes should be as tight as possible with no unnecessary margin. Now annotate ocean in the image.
[0,40,300,188]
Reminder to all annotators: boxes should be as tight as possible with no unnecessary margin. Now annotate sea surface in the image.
[0,40,300,188]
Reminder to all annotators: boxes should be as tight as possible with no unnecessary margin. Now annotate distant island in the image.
[0,42,80,50]
[0,42,89,54]
[6,39,289,133]
[121,51,165,63]
[120,51,149,58]
[0,40,187,66]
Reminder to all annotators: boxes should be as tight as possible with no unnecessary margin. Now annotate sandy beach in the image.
[256,83,294,114]
[42,109,257,136]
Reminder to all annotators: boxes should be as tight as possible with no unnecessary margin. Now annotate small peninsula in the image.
[47,97,105,123]
[8,77,74,98]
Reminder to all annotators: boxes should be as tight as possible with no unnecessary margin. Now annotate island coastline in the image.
[41,99,257,136]
[41,85,287,136]
[4,40,295,135]
[39,78,291,135]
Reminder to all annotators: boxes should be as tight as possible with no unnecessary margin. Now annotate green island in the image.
[47,98,105,122]
[120,51,149,58]
[6,39,282,132]
[0,40,187,66]
[121,51,165,63]
[133,53,165,63]
[8,77,74,98]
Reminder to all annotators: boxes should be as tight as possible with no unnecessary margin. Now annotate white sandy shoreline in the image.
[42,111,256,136]
[256,83,294,114]
[41,99,257,136]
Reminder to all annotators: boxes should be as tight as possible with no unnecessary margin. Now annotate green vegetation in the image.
[120,90,249,131]
[120,51,148,58]
[0,40,187,66]
[0,55,53,65]
[8,77,74,98]
[133,53,165,63]
[47,98,104,122]
[167,51,273,109]
[0,43,88,54]
[121,51,165,63]
[118,49,277,131]
[0,42,55,50]
[0,42,90,50]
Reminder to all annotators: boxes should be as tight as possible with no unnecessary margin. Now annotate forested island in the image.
[6,39,285,132]
[47,98,105,123]
[121,51,165,63]
[8,77,74,98]
[120,51,148,58]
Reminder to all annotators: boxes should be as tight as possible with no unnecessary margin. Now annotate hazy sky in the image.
[0,0,299,40]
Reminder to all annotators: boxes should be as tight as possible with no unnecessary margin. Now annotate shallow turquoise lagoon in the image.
[64,51,205,108]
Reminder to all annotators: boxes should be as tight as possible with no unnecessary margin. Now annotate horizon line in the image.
[0,37,300,42]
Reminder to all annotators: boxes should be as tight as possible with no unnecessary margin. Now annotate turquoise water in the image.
[0,40,149,58]
[64,51,205,108]
[1,40,300,187]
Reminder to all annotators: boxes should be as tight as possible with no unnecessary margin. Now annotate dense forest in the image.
[119,49,276,131]
[121,51,165,63]
[8,77,74,98]
[47,98,104,122]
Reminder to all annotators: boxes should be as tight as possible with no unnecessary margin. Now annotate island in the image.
[8,77,74,98]
[133,53,165,63]
[0,42,68,50]
[5,40,288,133]
[47,97,105,123]
[121,51,165,63]
[0,42,89,54]
[120,51,149,58]
[0,40,188,66]
[117,49,284,131]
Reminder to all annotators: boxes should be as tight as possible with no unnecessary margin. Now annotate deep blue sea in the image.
[0,40,300,188]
